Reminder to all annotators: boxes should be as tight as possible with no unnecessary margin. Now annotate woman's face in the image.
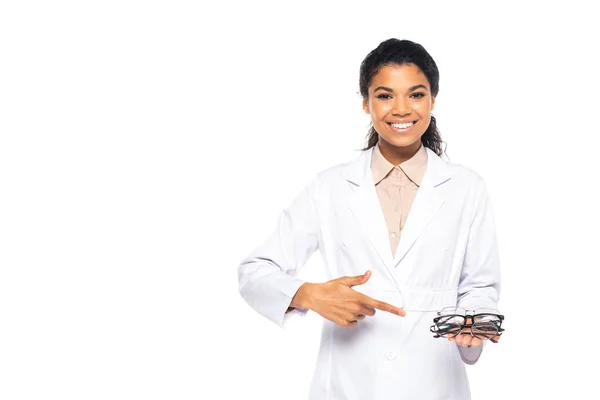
[362,63,435,155]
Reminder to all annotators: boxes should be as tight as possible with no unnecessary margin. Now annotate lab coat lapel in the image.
[343,148,394,269]
[392,147,452,267]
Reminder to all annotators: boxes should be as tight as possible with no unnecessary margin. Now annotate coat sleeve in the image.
[457,178,501,312]
[237,175,321,329]
[455,178,502,364]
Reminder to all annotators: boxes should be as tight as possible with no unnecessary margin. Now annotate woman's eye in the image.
[377,93,425,100]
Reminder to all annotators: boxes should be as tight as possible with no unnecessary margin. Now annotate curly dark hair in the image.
[359,38,447,157]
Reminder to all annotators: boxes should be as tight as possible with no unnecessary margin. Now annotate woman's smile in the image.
[387,120,419,134]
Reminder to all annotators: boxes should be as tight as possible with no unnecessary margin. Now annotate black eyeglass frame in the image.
[430,312,505,341]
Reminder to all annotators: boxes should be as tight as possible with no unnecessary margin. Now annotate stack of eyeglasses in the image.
[430,307,505,342]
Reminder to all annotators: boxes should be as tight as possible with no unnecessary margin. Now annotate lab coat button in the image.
[383,351,396,361]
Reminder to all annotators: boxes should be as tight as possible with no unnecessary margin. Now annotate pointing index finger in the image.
[363,295,406,317]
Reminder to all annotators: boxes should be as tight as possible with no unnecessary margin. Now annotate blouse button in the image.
[391,232,397,239]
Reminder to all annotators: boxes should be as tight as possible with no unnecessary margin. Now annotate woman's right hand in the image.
[290,270,406,327]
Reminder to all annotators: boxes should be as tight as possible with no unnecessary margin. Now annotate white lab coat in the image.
[238,146,501,400]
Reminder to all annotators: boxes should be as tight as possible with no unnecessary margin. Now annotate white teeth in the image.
[391,121,414,129]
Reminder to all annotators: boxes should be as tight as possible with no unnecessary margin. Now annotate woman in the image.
[238,38,502,400]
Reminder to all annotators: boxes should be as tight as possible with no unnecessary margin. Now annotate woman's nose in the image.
[392,99,411,116]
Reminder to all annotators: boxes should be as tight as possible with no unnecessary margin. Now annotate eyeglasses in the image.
[430,307,505,341]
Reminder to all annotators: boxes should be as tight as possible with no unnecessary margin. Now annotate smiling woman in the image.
[359,40,443,164]
[363,66,436,159]
[238,38,502,400]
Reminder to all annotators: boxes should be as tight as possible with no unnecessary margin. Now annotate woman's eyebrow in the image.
[374,84,428,93]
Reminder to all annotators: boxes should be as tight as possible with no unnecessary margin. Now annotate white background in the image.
[1,1,599,399]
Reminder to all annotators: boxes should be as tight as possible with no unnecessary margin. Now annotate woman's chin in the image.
[379,135,422,150]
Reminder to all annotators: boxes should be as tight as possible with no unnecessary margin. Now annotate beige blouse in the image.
[370,142,427,259]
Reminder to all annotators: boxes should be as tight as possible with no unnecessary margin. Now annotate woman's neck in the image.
[377,139,422,165]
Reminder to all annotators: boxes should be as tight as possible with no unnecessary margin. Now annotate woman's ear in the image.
[362,98,370,114]
[431,96,435,111]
